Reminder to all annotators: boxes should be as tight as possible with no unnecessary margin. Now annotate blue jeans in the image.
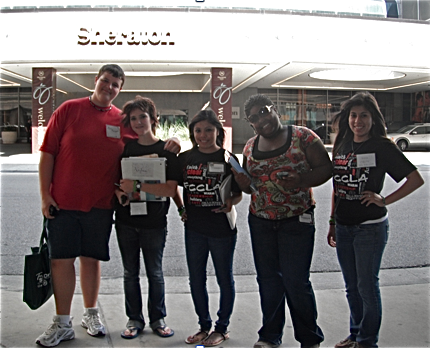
[249,213,324,347]
[115,224,167,330]
[336,220,389,348]
[185,228,237,334]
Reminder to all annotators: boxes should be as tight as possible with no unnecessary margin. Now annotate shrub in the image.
[156,121,190,142]
[1,124,18,132]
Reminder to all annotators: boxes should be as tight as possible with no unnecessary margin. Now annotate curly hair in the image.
[188,109,225,148]
[121,95,159,135]
[244,94,274,118]
[333,92,387,155]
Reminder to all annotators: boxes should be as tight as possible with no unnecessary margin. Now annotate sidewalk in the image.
[1,268,429,348]
[0,143,39,172]
[1,143,429,347]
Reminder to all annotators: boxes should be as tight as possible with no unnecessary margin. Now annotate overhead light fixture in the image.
[58,71,209,77]
[57,71,211,92]
[57,73,92,92]
[274,67,314,85]
[120,72,209,77]
[309,69,405,81]
[271,84,378,90]
[233,66,266,91]
[1,68,68,93]
[0,77,20,86]
[0,68,32,83]
[383,79,430,91]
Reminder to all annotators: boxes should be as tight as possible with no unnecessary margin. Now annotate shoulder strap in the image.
[39,217,48,251]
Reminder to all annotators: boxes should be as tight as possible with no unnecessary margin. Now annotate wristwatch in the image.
[135,180,141,192]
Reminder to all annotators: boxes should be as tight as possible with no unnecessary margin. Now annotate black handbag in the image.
[23,219,54,310]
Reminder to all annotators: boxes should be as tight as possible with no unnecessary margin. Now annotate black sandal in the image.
[152,325,174,338]
[121,327,142,339]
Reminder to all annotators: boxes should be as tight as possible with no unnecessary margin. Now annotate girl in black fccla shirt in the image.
[177,109,242,347]
[327,92,424,348]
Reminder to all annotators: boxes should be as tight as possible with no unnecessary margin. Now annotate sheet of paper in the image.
[228,156,258,194]
[219,174,237,229]
[121,157,167,202]
[130,202,147,215]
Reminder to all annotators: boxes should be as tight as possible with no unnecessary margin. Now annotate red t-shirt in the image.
[40,97,135,211]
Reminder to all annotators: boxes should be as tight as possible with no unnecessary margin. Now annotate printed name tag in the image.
[356,153,376,168]
[130,202,147,215]
[106,125,121,139]
[299,213,313,224]
[208,162,225,174]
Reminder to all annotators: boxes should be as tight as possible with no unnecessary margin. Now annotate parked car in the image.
[387,123,430,151]
[386,120,413,133]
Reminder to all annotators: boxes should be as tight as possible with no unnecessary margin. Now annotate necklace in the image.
[351,140,366,155]
[88,96,112,112]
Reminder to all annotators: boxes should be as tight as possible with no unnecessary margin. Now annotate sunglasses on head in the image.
[245,105,274,123]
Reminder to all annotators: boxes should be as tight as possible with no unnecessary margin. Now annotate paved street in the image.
[1,145,429,278]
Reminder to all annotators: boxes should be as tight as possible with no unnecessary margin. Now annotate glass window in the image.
[414,126,426,134]
[0,87,32,139]
[257,89,355,142]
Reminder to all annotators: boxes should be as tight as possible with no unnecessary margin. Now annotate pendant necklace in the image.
[351,140,366,155]
[88,96,112,112]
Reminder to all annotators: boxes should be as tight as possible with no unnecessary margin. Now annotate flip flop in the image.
[185,330,209,344]
[152,325,174,338]
[201,331,229,347]
[121,327,142,339]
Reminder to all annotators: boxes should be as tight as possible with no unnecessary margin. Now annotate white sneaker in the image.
[81,308,106,336]
[35,316,75,347]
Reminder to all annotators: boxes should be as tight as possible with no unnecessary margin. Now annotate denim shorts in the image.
[46,208,113,261]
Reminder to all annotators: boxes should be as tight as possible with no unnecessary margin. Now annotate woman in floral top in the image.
[233,94,332,348]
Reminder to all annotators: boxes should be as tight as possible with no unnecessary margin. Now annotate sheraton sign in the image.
[78,28,175,46]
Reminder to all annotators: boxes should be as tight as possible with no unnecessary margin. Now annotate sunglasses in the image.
[245,105,274,123]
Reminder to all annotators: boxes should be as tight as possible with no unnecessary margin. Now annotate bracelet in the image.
[329,215,336,226]
[381,195,386,206]
[178,206,186,217]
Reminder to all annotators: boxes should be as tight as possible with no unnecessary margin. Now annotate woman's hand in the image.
[180,211,188,222]
[275,171,301,190]
[327,225,336,247]
[232,168,252,193]
[361,190,385,207]
[164,137,181,154]
[119,179,135,194]
[115,189,129,206]
[212,197,233,214]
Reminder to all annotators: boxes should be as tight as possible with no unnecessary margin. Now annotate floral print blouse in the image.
[243,126,319,220]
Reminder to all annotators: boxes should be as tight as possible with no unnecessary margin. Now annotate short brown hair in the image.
[121,96,159,135]
[97,64,125,88]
